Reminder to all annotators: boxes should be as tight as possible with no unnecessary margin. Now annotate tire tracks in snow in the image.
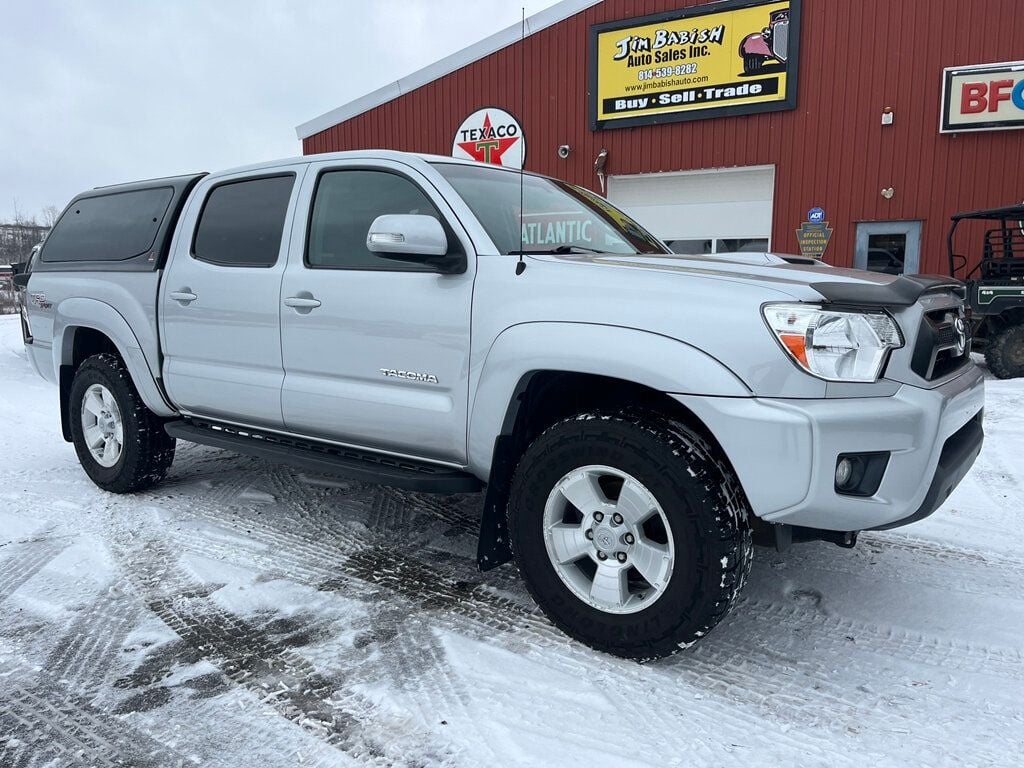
[172,488,1024,684]
[864,531,1024,575]
[0,662,197,768]
[740,597,1024,681]
[0,533,68,603]
[153,506,872,765]
[328,545,1015,767]
[106,536,455,768]
[762,532,1024,602]
[127,462,1024,763]
[43,585,142,701]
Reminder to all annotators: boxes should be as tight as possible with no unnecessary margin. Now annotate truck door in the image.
[160,167,305,428]
[279,159,475,464]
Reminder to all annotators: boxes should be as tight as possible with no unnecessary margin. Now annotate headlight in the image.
[762,304,903,382]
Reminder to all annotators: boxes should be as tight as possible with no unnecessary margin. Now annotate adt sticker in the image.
[808,207,826,224]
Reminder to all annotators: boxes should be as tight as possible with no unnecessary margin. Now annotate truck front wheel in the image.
[507,411,752,660]
[69,353,176,493]
[984,323,1024,379]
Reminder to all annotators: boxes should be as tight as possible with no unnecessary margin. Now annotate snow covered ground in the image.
[0,312,1022,767]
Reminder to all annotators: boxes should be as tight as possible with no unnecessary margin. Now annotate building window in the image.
[716,238,770,254]
[663,238,769,255]
[665,239,713,255]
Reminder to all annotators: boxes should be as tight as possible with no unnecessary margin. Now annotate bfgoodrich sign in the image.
[941,61,1024,133]
[589,0,801,130]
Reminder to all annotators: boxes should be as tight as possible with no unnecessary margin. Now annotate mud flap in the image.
[476,435,516,571]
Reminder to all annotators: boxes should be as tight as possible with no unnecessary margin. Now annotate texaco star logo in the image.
[452,108,526,169]
[456,114,519,164]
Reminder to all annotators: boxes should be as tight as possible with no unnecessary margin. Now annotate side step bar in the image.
[164,419,482,494]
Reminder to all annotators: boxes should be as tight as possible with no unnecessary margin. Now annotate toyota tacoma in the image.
[20,151,985,659]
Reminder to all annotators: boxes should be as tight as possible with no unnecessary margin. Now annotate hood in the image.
[539,251,958,306]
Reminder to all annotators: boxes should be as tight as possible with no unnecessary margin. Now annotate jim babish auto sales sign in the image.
[589,0,801,130]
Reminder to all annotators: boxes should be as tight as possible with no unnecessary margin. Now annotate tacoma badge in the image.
[380,368,439,384]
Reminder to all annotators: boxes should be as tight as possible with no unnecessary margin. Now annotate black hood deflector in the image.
[811,275,965,307]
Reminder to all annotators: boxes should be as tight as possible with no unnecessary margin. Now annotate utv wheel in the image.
[69,353,176,493]
[507,411,752,660]
[985,323,1024,379]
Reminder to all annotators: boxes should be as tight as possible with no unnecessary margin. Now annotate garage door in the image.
[607,166,775,255]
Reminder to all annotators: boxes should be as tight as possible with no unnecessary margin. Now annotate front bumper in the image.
[673,364,986,531]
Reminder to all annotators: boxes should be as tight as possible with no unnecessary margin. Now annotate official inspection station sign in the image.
[941,61,1024,133]
[796,207,832,259]
[589,0,801,130]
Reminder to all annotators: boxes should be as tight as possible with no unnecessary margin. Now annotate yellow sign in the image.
[589,0,800,129]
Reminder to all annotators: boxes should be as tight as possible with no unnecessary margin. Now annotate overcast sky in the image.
[1,0,560,223]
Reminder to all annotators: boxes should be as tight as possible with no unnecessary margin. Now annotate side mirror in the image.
[13,272,31,289]
[366,214,464,273]
[367,214,447,256]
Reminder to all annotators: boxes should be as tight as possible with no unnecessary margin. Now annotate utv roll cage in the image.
[948,204,1024,282]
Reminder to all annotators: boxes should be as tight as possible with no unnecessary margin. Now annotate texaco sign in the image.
[452,108,526,169]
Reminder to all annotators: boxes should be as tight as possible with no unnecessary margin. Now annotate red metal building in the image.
[298,0,1024,275]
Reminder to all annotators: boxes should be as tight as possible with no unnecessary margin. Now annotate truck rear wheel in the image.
[69,353,176,493]
[507,411,752,660]
[984,323,1024,380]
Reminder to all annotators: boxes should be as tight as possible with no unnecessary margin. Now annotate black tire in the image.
[507,411,752,660]
[743,54,765,74]
[69,353,176,493]
[984,323,1024,380]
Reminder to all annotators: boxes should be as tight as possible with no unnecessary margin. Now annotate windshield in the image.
[433,162,668,255]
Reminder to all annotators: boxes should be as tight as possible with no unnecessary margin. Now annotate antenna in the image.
[516,6,527,276]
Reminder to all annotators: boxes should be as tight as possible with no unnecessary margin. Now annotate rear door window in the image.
[193,175,295,267]
[42,187,174,262]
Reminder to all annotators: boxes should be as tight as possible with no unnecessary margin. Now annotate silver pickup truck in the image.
[21,151,985,659]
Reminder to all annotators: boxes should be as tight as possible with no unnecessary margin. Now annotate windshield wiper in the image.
[513,244,604,255]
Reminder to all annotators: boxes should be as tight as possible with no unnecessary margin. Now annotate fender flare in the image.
[53,298,177,425]
[467,322,750,476]
[468,323,752,571]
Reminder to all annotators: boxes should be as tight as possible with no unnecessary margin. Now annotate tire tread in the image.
[69,353,175,493]
[984,323,1024,380]
[507,409,752,660]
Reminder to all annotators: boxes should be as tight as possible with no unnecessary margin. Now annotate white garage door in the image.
[607,166,775,255]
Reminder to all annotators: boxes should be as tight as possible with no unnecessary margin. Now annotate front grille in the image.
[934,324,958,347]
[910,307,971,381]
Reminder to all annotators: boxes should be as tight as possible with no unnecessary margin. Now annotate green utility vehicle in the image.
[949,205,1024,379]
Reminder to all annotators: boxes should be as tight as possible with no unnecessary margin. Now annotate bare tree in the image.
[2,197,49,267]
[41,205,61,228]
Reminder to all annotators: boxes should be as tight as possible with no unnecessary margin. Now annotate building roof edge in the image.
[295,0,603,140]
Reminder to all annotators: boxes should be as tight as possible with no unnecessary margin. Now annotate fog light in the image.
[834,452,890,497]
[835,457,854,488]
